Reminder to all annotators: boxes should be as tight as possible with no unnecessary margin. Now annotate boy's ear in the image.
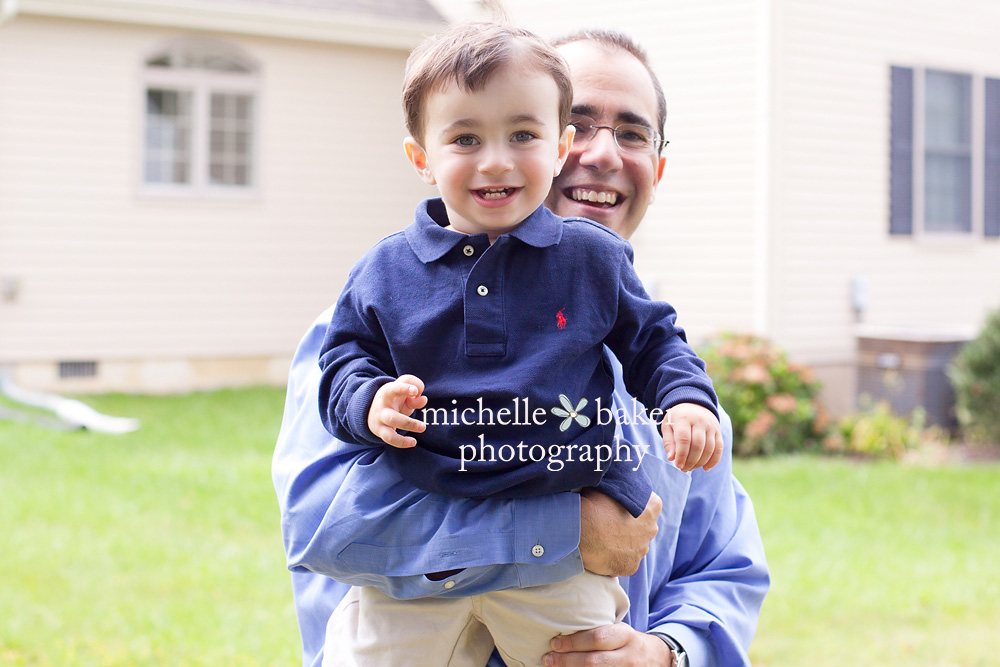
[403,137,436,185]
[553,125,575,177]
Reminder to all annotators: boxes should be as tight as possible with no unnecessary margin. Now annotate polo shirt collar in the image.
[405,198,564,264]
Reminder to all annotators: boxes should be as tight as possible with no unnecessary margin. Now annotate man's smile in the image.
[564,187,621,208]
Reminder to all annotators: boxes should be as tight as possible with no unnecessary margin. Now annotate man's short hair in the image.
[402,21,573,145]
[551,29,667,140]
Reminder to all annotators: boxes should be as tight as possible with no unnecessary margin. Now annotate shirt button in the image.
[463,245,475,256]
[477,285,489,296]
[531,544,544,558]
[444,580,456,589]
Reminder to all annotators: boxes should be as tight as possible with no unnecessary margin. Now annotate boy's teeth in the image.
[481,188,509,199]
[571,188,618,206]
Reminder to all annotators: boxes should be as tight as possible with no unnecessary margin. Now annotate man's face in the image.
[545,41,666,240]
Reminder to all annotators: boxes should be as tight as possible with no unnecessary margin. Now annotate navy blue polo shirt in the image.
[318,198,717,518]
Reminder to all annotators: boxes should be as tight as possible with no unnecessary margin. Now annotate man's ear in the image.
[649,154,666,203]
[404,137,436,185]
[553,125,576,177]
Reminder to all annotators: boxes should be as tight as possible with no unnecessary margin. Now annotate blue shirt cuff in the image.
[650,623,712,667]
[512,491,582,585]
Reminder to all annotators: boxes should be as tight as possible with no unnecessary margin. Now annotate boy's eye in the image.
[454,135,478,146]
[512,131,537,143]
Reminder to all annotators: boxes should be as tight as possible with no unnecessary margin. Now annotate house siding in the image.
[770,0,1000,410]
[0,14,432,391]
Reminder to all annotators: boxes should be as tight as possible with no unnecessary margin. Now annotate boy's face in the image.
[404,65,573,241]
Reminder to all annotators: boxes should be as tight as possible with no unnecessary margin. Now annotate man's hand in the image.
[543,623,673,666]
[579,489,660,577]
[662,402,723,472]
[366,374,428,448]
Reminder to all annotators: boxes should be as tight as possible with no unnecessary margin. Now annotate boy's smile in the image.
[404,64,573,241]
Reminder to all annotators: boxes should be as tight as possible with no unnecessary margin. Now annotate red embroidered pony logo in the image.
[556,309,567,329]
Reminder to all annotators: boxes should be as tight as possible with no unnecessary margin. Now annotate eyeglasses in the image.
[570,115,668,155]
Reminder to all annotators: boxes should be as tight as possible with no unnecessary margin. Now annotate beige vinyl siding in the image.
[770,0,1000,371]
[0,16,430,375]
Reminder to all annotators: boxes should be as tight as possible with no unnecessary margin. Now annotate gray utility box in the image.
[856,332,968,430]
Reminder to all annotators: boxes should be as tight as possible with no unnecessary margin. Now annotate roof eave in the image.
[12,0,445,49]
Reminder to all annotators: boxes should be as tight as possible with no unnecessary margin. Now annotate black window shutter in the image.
[890,66,914,235]
[986,78,1000,238]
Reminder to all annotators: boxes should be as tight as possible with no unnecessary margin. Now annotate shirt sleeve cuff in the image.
[347,375,394,444]
[661,387,719,421]
[512,491,583,587]
[649,623,712,667]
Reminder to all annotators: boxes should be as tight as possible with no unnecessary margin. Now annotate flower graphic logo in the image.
[551,394,590,432]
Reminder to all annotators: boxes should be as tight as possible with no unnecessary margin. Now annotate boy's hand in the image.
[367,374,428,448]
[661,403,723,472]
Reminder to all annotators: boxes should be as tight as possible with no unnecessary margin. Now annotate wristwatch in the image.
[649,632,689,667]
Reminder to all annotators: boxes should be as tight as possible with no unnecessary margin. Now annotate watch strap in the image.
[649,632,689,667]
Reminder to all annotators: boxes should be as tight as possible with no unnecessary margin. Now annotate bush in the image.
[950,307,1000,444]
[699,333,829,456]
[823,398,928,460]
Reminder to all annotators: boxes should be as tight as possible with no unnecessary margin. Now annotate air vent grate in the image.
[59,361,98,379]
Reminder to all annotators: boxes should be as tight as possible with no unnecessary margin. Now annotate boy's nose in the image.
[477,146,514,175]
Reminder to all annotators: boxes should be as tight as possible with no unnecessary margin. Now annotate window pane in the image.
[986,78,1000,237]
[235,96,251,120]
[924,70,972,233]
[210,164,226,183]
[924,155,972,232]
[208,93,254,186]
[146,54,171,68]
[145,161,163,183]
[211,95,229,119]
[210,130,226,153]
[145,88,192,185]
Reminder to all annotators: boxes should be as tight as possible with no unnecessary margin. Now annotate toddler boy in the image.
[317,21,722,667]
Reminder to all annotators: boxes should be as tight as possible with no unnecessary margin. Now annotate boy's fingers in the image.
[383,410,426,434]
[672,423,691,470]
[661,423,675,461]
[381,381,418,401]
[396,374,425,394]
[686,427,709,471]
[703,431,724,471]
[377,425,417,448]
[404,394,429,410]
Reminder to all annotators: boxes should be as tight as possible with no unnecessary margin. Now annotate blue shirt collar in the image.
[405,198,564,264]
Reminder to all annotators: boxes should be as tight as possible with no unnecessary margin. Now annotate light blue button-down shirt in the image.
[273,306,769,667]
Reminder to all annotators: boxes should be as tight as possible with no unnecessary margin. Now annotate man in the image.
[272,28,768,667]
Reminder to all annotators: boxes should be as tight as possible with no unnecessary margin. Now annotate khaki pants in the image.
[322,571,629,667]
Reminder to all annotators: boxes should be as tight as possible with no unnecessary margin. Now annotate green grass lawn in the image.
[2,388,999,666]
[738,456,1000,666]
[0,388,299,666]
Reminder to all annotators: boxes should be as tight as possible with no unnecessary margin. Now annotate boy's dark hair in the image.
[403,22,573,145]
[551,28,667,141]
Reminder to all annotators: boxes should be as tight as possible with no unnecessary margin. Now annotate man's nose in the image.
[578,126,623,172]
[478,145,514,175]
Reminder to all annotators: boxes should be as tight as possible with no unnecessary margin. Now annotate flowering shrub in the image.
[823,399,928,460]
[950,307,1000,444]
[699,333,829,456]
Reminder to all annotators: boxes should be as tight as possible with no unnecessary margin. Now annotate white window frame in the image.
[139,38,261,198]
[911,66,985,241]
